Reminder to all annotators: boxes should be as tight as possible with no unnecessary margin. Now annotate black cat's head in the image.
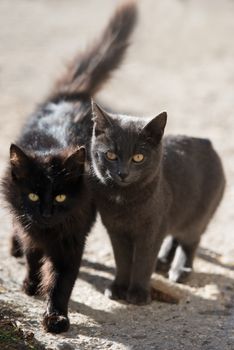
[6,144,85,228]
[91,102,167,187]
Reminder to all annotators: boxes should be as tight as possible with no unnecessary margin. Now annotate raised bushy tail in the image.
[55,1,137,97]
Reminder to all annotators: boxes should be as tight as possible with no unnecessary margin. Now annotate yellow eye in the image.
[28,193,39,202]
[106,151,118,161]
[132,154,144,163]
[55,194,66,203]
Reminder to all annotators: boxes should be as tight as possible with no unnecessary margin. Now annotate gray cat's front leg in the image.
[127,231,164,305]
[106,232,133,301]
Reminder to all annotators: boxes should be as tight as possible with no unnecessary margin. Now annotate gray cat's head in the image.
[91,102,167,187]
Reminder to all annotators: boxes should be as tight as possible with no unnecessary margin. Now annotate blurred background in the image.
[0,1,234,349]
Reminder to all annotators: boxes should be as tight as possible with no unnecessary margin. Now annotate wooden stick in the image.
[150,275,188,304]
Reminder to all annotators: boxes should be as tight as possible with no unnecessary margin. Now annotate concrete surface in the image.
[0,0,234,349]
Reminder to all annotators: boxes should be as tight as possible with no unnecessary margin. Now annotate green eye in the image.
[106,151,118,161]
[132,154,144,163]
[28,193,39,202]
[55,194,66,203]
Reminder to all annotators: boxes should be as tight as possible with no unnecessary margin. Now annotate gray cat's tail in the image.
[55,1,137,97]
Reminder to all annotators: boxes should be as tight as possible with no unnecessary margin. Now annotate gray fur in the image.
[90,102,225,305]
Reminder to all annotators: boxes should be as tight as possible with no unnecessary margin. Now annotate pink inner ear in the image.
[10,152,20,165]
[10,145,30,168]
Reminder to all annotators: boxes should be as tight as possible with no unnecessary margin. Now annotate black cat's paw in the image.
[168,267,192,283]
[43,312,70,334]
[22,278,40,296]
[105,282,128,301]
[126,286,151,305]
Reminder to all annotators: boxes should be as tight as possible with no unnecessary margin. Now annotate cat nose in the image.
[118,171,128,180]
[42,211,52,218]
[41,207,52,218]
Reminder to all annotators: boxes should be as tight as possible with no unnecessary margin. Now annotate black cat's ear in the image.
[10,144,30,179]
[91,100,112,134]
[143,112,167,143]
[64,147,86,173]
[10,144,28,165]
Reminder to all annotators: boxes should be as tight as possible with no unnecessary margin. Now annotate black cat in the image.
[90,102,225,305]
[2,2,137,333]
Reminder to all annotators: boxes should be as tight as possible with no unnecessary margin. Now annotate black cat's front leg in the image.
[43,244,83,334]
[10,232,24,258]
[43,264,78,333]
[11,219,24,258]
[106,232,133,301]
[23,247,44,296]
[127,232,164,305]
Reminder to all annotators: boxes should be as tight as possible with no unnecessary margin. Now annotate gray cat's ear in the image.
[10,144,31,179]
[143,112,167,143]
[91,100,112,133]
[64,147,86,172]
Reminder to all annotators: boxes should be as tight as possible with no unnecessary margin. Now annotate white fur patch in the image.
[90,128,107,184]
[45,102,74,118]
[36,101,75,146]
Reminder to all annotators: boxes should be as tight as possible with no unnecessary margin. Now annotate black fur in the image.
[2,1,137,333]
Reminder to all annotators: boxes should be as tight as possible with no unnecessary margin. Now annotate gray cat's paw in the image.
[105,282,128,301]
[168,267,192,283]
[126,286,151,305]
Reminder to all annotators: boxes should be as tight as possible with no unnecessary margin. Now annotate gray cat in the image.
[90,102,225,305]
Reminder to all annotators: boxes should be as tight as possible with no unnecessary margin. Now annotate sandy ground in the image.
[0,0,234,349]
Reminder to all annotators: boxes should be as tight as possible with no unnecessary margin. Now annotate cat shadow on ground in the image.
[5,249,234,349]
[79,258,115,294]
[81,259,115,274]
[67,272,234,349]
[80,246,234,294]
[66,252,234,349]
[197,247,234,271]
